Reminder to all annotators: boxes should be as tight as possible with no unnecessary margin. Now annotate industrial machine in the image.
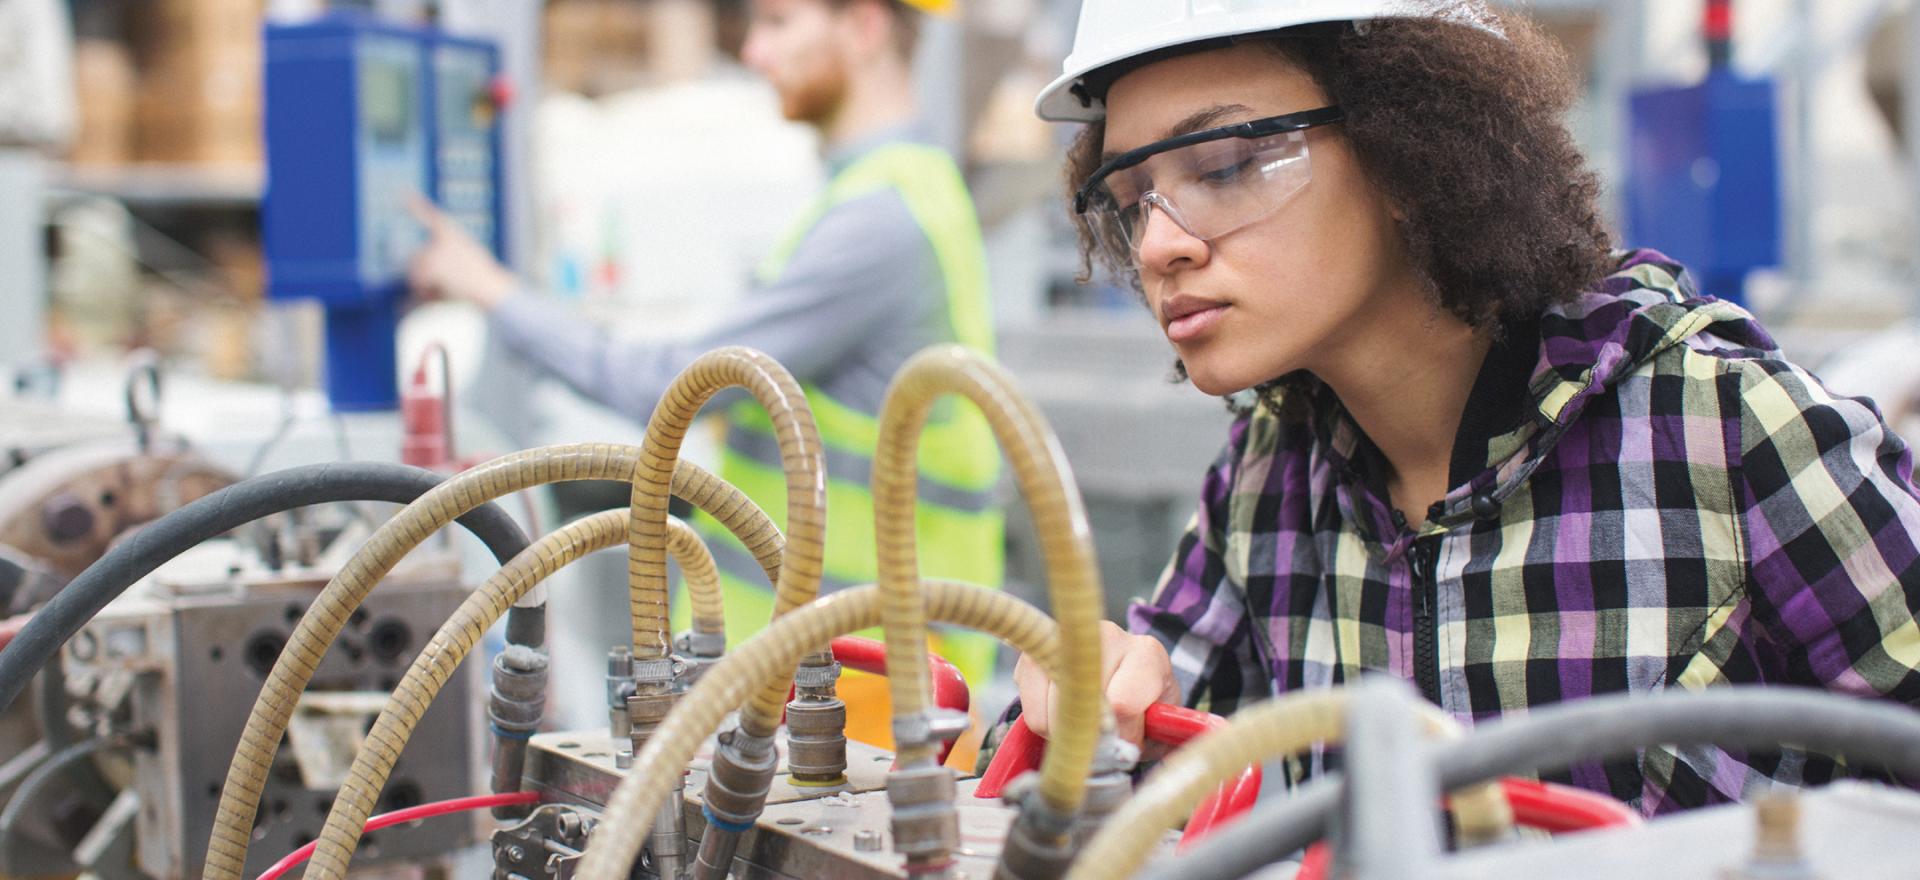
[1,345,1918,880]
[263,14,506,412]
[61,538,477,880]
[1625,0,1781,306]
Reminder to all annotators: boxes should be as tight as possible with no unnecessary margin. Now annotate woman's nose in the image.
[1135,197,1209,272]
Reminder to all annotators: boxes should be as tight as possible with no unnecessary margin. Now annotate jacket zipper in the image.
[1409,536,1443,707]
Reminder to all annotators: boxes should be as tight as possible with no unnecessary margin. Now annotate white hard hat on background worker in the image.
[1035,0,1505,121]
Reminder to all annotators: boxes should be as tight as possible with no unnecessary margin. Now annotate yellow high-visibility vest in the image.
[686,141,1004,690]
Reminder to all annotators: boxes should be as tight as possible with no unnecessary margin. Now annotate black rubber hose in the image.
[1150,688,1920,880]
[0,462,532,714]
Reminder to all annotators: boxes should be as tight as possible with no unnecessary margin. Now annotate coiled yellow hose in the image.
[300,506,761,880]
[1063,691,1511,880]
[672,514,731,637]
[624,348,826,743]
[573,581,1063,880]
[200,448,762,880]
[873,346,1104,811]
[623,349,821,654]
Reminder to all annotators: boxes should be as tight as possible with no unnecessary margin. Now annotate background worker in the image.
[1007,0,1920,813]
[408,0,1005,695]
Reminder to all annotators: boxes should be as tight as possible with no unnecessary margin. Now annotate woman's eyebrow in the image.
[1100,104,1259,162]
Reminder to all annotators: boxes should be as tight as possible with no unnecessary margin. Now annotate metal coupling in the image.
[703,729,779,825]
[488,645,549,732]
[674,630,727,686]
[628,688,679,749]
[784,697,848,785]
[607,647,636,738]
[1071,767,1135,848]
[886,764,961,861]
[674,629,726,660]
[1069,734,1140,843]
[892,708,971,750]
[488,646,548,819]
[992,774,1077,880]
[649,777,689,880]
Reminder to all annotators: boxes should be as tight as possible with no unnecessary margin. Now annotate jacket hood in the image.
[1425,249,1778,528]
[1529,249,1778,427]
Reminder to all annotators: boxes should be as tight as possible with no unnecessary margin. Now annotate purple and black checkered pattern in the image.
[1133,250,1920,814]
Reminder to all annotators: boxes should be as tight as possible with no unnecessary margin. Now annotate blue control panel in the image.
[263,14,504,411]
[1625,70,1781,307]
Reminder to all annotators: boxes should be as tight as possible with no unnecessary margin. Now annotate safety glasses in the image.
[1075,106,1345,268]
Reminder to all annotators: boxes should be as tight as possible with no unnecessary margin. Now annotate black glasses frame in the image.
[1073,105,1347,215]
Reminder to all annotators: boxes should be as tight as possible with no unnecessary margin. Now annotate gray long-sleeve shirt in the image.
[488,127,957,422]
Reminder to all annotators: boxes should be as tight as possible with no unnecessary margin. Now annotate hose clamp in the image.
[631,657,676,684]
[892,708,970,748]
[792,661,842,690]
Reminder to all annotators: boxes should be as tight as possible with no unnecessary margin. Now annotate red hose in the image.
[254,791,540,880]
[0,614,30,654]
[1295,778,1639,880]
[1495,778,1640,833]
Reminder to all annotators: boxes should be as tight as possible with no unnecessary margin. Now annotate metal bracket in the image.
[892,708,970,748]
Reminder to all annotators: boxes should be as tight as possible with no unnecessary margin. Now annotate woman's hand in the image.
[1012,620,1179,750]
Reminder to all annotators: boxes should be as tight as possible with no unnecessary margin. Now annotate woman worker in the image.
[1007,0,1920,813]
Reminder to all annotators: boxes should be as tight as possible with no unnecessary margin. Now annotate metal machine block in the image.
[518,730,1180,879]
[67,544,479,879]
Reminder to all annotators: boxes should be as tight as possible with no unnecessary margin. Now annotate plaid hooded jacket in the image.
[1132,250,1920,814]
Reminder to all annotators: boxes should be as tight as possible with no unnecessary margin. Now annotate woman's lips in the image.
[1165,303,1228,343]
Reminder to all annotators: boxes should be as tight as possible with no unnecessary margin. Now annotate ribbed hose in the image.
[200,446,741,880]
[672,517,728,638]
[1062,691,1503,880]
[574,581,1063,880]
[873,347,1104,808]
[302,504,769,880]
[626,350,825,714]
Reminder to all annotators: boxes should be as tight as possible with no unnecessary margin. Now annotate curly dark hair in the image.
[1064,9,1615,415]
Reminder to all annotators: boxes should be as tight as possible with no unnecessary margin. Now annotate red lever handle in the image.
[974,702,1262,849]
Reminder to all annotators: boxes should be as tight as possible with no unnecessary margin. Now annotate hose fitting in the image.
[628,655,682,755]
[487,644,549,819]
[1072,736,1140,847]
[673,630,726,685]
[786,658,847,785]
[887,763,960,873]
[994,772,1077,880]
[650,776,689,880]
[606,646,635,739]
[691,729,779,880]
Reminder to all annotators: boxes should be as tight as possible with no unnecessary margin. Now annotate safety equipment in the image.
[897,0,954,15]
[1036,0,1506,121]
[691,141,1006,687]
[1077,106,1343,266]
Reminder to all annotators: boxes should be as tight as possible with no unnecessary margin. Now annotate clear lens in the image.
[1083,129,1312,267]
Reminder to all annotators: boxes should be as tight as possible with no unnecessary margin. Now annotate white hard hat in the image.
[1035,0,1505,122]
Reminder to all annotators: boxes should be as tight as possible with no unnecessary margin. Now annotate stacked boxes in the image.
[131,0,265,167]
